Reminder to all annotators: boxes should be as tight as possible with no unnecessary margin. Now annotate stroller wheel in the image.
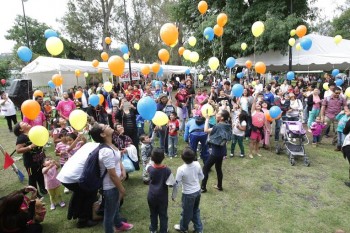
[275,146,280,155]
[290,158,296,166]
[304,159,310,167]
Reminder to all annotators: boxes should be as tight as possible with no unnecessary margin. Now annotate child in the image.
[43,99,52,130]
[147,148,174,233]
[310,116,327,147]
[65,133,86,157]
[136,114,145,137]
[140,132,155,184]
[42,157,65,210]
[168,112,180,158]
[335,110,350,151]
[192,104,201,117]
[231,110,248,158]
[172,147,204,233]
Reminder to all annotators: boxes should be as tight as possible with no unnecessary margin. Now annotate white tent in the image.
[21,56,195,89]
[235,34,350,72]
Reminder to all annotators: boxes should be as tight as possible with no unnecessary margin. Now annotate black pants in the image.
[201,144,226,190]
[5,114,17,131]
[24,223,43,233]
[26,165,45,194]
[148,197,168,233]
[62,182,97,221]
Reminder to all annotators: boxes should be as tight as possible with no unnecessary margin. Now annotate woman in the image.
[238,88,253,138]
[286,93,303,121]
[111,92,120,125]
[52,117,75,145]
[0,186,43,233]
[0,91,17,132]
[14,122,47,197]
[201,109,232,193]
[280,80,289,94]
[307,88,322,128]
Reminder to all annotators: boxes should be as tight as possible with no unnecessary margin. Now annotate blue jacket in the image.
[184,117,205,142]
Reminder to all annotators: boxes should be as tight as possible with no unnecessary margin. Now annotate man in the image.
[156,94,169,155]
[185,79,195,116]
[23,96,46,127]
[223,81,232,99]
[263,85,275,106]
[77,86,89,112]
[56,92,76,121]
[254,78,263,96]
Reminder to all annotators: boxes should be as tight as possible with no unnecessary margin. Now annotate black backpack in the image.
[79,144,110,192]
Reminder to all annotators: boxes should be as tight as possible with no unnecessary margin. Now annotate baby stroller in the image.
[275,117,310,166]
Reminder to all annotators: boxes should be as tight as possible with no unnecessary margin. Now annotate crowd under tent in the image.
[235,34,350,73]
[21,56,195,90]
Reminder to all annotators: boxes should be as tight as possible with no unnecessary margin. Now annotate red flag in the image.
[4,152,14,169]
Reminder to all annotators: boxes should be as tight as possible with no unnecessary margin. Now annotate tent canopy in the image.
[235,34,350,72]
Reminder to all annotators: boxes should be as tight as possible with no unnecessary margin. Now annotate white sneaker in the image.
[240,154,245,158]
[50,204,56,210]
[174,224,181,231]
[64,187,70,194]
[230,153,234,157]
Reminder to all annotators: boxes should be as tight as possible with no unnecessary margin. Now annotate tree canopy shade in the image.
[332,8,350,40]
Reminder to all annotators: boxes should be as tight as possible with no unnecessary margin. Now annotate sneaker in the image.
[59,201,66,208]
[170,157,173,159]
[240,154,245,158]
[174,224,188,232]
[249,154,254,159]
[174,154,178,158]
[115,222,134,232]
[64,187,70,194]
[257,153,262,157]
[230,153,234,158]
[213,185,223,191]
[200,188,207,193]
[50,204,56,210]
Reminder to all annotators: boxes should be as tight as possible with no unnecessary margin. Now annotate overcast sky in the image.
[0,0,346,54]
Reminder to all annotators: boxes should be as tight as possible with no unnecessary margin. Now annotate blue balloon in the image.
[157,66,164,77]
[156,81,163,87]
[152,80,157,87]
[237,72,244,79]
[332,69,340,77]
[137,97,157,120]
[44,29,58,39]
[185,69,190,75]
[17,46,32,62]
[231,84,244,97]
[300,38,312,51]
[287,71,295,80]
[120,44,129,54]
[203,27,214,41]
[226,57,236,68]
[89,94,100,107]
[269,106,282,119]
[48,81,55,88]
[335,78,344,87]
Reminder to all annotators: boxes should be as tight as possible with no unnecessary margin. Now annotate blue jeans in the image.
[180,190,203,232]
[275,119,282,141]
[231,135,244,155]
[338,131,345,147]
[189,132,209,164]
[168,135,178,157]
[103,188,122,233]
[313,135,321,143]
[158,129,168,154]
[148,197,168,233]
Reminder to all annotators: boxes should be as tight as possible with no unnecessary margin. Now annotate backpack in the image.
[79,144,110,192]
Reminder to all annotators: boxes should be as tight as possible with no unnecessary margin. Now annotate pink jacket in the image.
[310,122,326,136]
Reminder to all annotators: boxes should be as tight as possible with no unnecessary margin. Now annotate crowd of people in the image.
[1,72,350,233]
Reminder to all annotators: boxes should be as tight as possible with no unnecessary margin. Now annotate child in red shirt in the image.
[168,112,180,158]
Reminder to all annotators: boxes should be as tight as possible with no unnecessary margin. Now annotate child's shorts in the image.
[250,130,262,141]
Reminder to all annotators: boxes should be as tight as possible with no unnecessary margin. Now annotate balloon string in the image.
[202,14,204,52]
[254,38,257,77]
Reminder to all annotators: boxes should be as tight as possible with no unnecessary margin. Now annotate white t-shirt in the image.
[233,120,247,137]
[81,92,88,108]
[0,96,16,116]
[57,143,99,184]
[175,161,204,194]
[99,147,122,191]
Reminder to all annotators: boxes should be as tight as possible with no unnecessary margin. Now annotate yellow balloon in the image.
[334,35,343,45]
[252,81,257,87]
[290,29,296,37]
[69,109,88,130]
[183,50,191,60]
[208,57,219,71]
[134,43,140,50]
[188,36,197,47]
[345,87,350,98]
[251,21,265,37]
[189,51,199,63]
[296,43,302,51]
[46,37,64,56]
[123,53,129,60]
[198,74,204,81]
[323,82,329,91]
[104,81,113,92]
[84,72,89,77]
[28,126,49,146]
[152,111,169,126]
[241,43,247,50]
[288,38,296,47]
[201,104,214,117]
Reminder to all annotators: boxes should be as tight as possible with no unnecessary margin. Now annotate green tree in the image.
[332,8,350,39]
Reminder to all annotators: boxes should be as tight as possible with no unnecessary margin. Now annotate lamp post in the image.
[288,0,293,85]
[21,0,30,48]
[123,0,132,83]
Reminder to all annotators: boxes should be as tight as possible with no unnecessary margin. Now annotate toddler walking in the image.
[168,112,180,158]
[310,116,327,147]
[140,132,155,184]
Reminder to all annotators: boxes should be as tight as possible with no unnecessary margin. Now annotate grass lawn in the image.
[0,113,350,233]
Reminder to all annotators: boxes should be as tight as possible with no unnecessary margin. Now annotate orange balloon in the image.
[217,13,228,27]
[105,37,112,45]
[21,100,40,120]
[75,91,83,99]
[52,74,63,86]
[92,59,99,68]
[101,52,109,62]
[75,69,81,77]
[255,61,266,74]
[178,47,185,56]
[296,25,307,38]
[265,111,273,122]
[214,24,224,37]
[158,49,170,63]
[198,1,208,15]
[151,62,161,73]
[98,94,104,105]
[245,60,252,69]
[98,68,103,73]
[108,56,125,76]
[33,90,43,97]
[160,23,178,46]
[141,65,150,75]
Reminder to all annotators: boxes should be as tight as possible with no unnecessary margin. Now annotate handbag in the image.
[122,154,135,173]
